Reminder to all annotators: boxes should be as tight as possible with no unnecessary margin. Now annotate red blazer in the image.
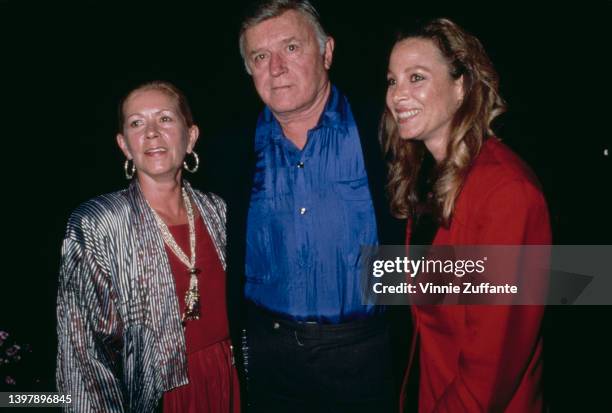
[400,138,551,412]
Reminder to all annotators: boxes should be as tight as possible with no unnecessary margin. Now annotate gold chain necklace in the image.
[148,187,200,323]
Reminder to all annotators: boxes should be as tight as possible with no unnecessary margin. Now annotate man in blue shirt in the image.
[240,1,396,411]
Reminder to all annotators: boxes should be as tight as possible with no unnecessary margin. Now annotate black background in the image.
[1,0,610,411]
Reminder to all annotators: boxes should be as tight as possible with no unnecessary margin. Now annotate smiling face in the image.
[386,38,464,161]
[243,10,333,118]
[116,88,198,182]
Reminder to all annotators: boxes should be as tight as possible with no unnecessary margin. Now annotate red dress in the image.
[162,214,240,413]
[400,138,551,412]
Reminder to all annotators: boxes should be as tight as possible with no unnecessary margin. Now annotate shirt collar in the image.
[257,84,350,142]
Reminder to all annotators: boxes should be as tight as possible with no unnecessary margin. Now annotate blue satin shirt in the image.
[245,85,380,323]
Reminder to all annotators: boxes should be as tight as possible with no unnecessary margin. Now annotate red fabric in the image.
[400,138,551,413]
[163,339,240,413]
[162,215,240,413]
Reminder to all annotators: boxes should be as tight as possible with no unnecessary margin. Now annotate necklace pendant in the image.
[183,270,200,322]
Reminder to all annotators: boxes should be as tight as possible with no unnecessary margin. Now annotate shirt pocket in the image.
[252,164,294,199]
[333,176,372,201]
[332,176,378,250]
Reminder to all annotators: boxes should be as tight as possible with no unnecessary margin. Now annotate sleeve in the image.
[432,179,551,412]
[56,229,125,413]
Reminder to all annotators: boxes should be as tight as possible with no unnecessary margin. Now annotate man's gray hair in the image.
[238,0,329,74]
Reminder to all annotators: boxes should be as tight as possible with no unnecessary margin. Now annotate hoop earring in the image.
[124,159,136,180]
[183,151,199,173]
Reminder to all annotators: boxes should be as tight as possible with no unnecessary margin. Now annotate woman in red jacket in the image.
[381,18,550,412]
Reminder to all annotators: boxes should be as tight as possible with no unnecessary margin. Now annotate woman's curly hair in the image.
[380,18,506,227]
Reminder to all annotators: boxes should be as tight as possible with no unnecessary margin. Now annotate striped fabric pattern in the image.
[56,180,227,412]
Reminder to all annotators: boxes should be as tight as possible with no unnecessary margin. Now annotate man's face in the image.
[243,10,333,118]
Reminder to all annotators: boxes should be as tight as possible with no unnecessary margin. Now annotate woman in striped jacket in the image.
[57,81,240,412]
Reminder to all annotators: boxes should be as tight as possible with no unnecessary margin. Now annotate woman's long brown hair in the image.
[381,18,506,227]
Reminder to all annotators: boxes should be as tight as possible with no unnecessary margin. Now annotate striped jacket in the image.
[56,180,227,412]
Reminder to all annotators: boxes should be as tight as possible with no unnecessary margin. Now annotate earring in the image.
[124,159,136,179]
[183,151,199,173]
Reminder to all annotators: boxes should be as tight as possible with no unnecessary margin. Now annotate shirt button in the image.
[297,161,304,168]
[299,207,307,215]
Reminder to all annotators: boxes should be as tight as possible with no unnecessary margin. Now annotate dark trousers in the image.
[244,306,397,413]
